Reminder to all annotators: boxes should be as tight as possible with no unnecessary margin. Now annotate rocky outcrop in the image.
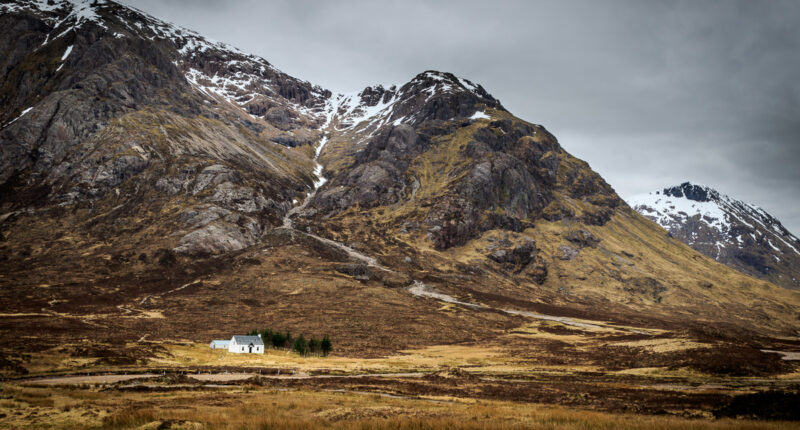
[488,240,537,266]
[567,229,601,248]
[173,223,256,255]
[335,263,372,281]
[481,237,548,283]
[557,245,579,261]
[623,277,667,303]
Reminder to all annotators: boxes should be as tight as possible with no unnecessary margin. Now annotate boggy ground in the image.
[3,384,799,430]
[2,313,799,428]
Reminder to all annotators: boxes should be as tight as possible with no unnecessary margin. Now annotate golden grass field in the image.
[2,383,799,430]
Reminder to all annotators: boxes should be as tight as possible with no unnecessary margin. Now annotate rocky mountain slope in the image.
[1,0,331,254]
[1,0,798,364]
[628,182,800,290]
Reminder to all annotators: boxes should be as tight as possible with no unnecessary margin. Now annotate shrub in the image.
[308,337,320,355]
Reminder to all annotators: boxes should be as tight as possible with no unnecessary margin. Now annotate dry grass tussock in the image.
[95,389,797,430]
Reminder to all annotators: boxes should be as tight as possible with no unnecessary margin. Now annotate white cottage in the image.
[228,335,265,354]
[209,340,230,349]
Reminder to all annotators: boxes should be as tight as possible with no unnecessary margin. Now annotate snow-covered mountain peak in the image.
[328,70,503,135]
[628,182,800,290]
[2,0,110,41]
[397,71,499,108]
[405,70,485,95]
[628,182,728,231]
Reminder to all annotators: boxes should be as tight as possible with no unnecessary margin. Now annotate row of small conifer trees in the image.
[247,328,332,356]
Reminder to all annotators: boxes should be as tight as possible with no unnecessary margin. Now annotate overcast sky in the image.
[124,0,800,234]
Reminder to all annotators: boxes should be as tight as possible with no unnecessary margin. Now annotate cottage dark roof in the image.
[232,335,264,346]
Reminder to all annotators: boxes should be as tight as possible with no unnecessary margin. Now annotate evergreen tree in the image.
[293,334,309,356]
[271,331,286,349]
[284,331,292,349]
[261,329,273,347]
[308,337,320,355]
[321,335,332,357]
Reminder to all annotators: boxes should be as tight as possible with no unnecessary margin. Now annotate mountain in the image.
[628,182,800,290]
[1,0,799,364]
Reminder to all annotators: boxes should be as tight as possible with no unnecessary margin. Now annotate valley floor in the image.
[2,316,799,428]
[2,383,799,429]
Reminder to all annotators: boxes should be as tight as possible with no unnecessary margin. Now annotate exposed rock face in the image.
[313,125,425,211]
[310,74,620,250]
[628,182,800,290]
[480,237,547,283]
[335,263,372,281]
[421,121,561,249]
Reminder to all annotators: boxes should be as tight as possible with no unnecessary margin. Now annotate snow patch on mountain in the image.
[334,88,400,131]
[123,7,327,118]
[1,107,33,129]
[9,0,329,123]
[60,44,73,60]
[469,110,491,120]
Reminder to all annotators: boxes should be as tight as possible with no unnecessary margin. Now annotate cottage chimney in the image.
[257,334,261,338]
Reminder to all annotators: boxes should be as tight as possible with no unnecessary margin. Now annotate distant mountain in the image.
[628,182,800,290]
